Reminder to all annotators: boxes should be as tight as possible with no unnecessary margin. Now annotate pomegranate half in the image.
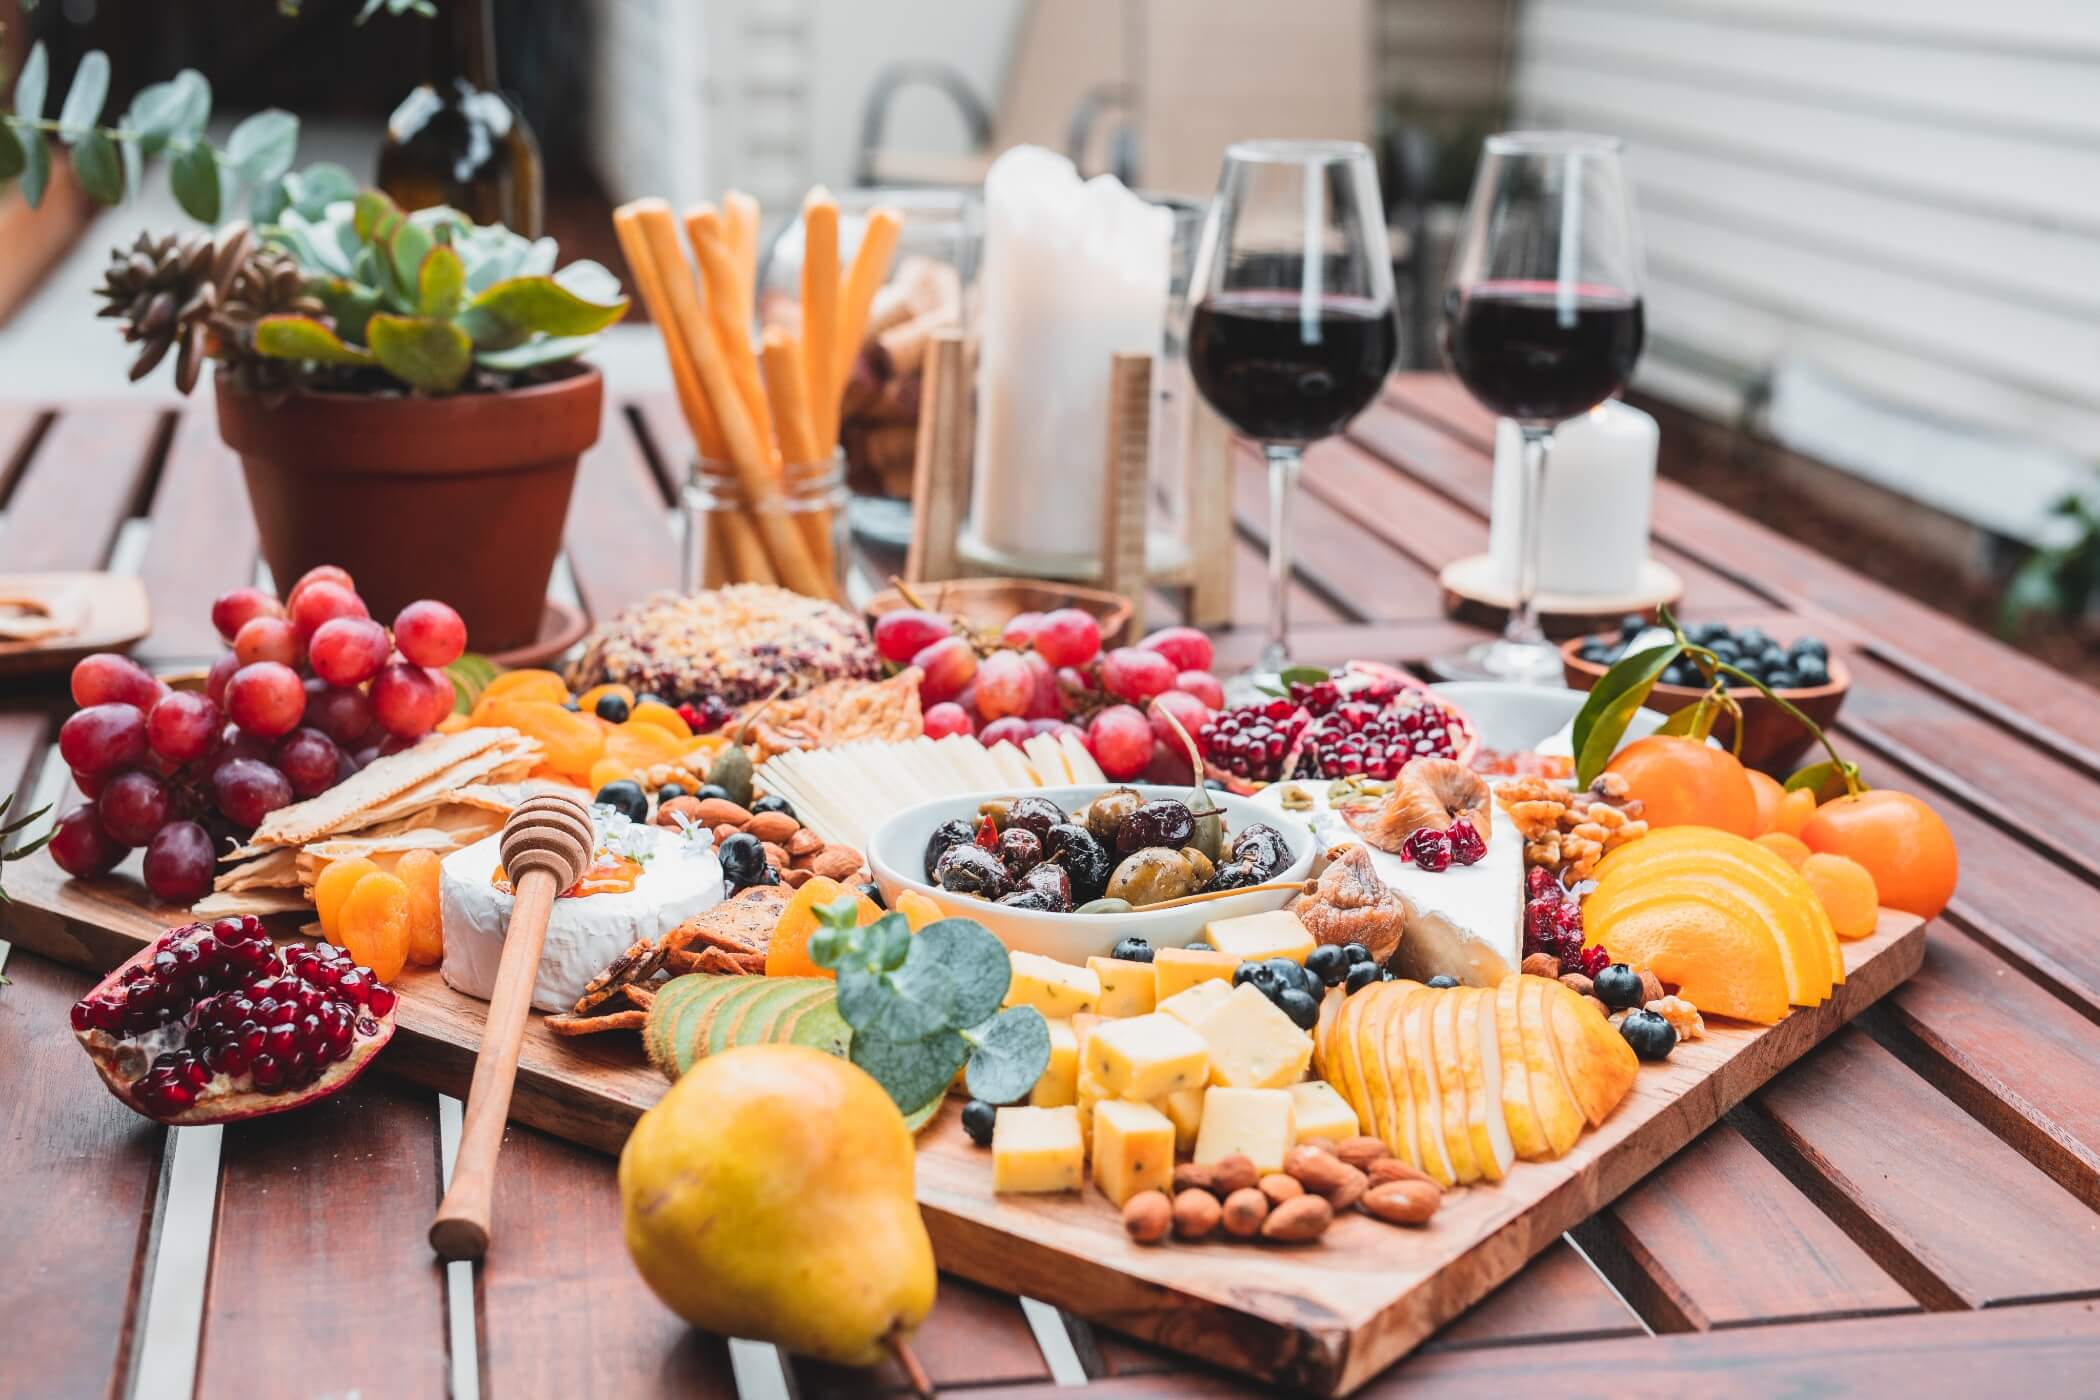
[71,916,396,1124]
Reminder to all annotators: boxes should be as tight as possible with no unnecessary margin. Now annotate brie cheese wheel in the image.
[1255,780,1524,988]
[439,809,724,1012]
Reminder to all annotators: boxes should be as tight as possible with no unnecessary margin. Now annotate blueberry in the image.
[1343,943,1372,965]
[859,881,888,910]
[1184,940,1213,952]
[750,794,797,820]
[1794,660,1830,687]
[1305,943,1347,986]
[961,1098,997,1146]
[1709,638,1740,662]
[1110,936,1154,964]
[1767,668,1800,690]
[1593,963,1645,1010]
[1620,1009,1677,1061]
[592,779,649,823]
[1618,613,1647,638]
[1277,986,1321,1030]
[1426,974,1459,989]
[1263,957,1304,990]
[1579,642,1612,664]
[1233,960,1262,987]
[1790,636,1828,660]
[594,693,632,723]
[657,784,688,803]
[1344,961,1382,994]
[695,783,733,804]
[1737,628,1771,653]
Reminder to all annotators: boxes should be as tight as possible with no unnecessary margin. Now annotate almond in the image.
[761,841,790,870]
[1558,972,1595,997]
[1365,1157,1435,1189]
[1220,1187,1268,1238]
[694,797,753,828]
[712,822,740,844]
[1260,1193,1333,1243]
[744,811,800,845]
[1172,1162,1219,1196]
[1361,1179,1440,1226]
[1333,1136,1386,1171]
[786,827,824,857]
[1259,1173,1304,1205]
[811,845,865,881]
[1286,1145,1366,1207]
[653,795,703,829]
[1209,1154,1259,1196]
[1582,993,1611,1020]
[781,868,814,889]
[1639,968,1667,1005]
[1121,1190,1171,1244]
[1521,952,1562,980]
[1172,1188,1221,1240]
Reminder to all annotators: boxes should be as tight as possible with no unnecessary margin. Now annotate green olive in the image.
[1075,897,1135,915]
[1179,846,1215,886]
[1105,846,1196,907]
[975,797,1016,829]
[1084,787,1144,844]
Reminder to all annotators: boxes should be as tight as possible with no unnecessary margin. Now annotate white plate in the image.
[867,784,1319,963]
[1430,681,1669,761]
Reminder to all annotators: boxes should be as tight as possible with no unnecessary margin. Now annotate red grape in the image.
[72,768,108,799]
[1085,704,1152,781]
[974,650,1034,721]
[911,635,978,706]
[874,609,951,665]
[287,579,368,643]
[1148,690,1215,751]
[1138,625,1213,674]
[393,599,466,668]
[1022,652,1062,720]
[225,661,307,738]
[308,616,391,687]
[979,716,1032,749]
[142,820,215,902]
[274,727,344,799]
[1100,647,1177,706]
[50,804,125,875]
[303,679,374,746]
[285,564,355,610]
[60,703,148,775]
[370,662,451,738]
[215,723,274,769]
[1175,670,1226,710]
[1034,609,1102,668]
[233,615,302,668]
[69,652,163,711]
[98,769,173,846]
[1028,718,1085,742]
[923,702,974,739]
[212,757,293,828]
[376,731,419,756]
[1001,611,1045,648]
[350,743,382,769]
[205,652,241,705]
[1143,739,1194,784]
[145,691,221,764]
[210,587,285,643]
[1057,665,1097,701]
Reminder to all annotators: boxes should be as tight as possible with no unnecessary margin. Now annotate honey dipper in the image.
[431,793,594,1260]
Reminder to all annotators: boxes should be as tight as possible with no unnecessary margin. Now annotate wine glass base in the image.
[1428,637,1568,686]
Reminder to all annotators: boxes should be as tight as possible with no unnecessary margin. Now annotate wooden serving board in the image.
[6,849,1924,1395]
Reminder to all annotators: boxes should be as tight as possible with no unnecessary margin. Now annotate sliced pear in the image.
[1493,976,1549,1159]
[1313,985,1343,1082]
[1468,987,1517,1180]
[1428,987,1481,1183]
[1331,983,1374,1137]
[1452,988,1497,1181]
[1379,982,1421,1169]
[1355,983,1405,1157]
[1547,982,1639,1126]
[1400,987,1453,1184]
[1518,976,1586,1157]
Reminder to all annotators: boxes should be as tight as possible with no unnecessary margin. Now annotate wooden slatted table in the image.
[4,373,2099,1398]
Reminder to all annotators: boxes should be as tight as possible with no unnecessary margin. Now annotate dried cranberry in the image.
[1448,818,1486,866]
[1404,827,1453,872]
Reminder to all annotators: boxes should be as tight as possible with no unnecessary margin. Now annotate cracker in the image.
[545,1008,647,1037]
[214,849,300,892]
[245,727,522,848]
[190,889,314,918]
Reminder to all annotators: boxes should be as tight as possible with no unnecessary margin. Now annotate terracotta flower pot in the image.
[215,367,602,652]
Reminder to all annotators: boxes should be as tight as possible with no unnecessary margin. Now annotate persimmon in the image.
[1800,852,1879,940]
[1770,786,1817,837]
[1745,769,1785,834]
[1799,789,1957,918]
[1604,735,1760,838]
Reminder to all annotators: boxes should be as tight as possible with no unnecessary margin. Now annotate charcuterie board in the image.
[7,848,1923,1396]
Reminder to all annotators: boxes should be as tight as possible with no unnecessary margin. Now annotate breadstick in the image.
[725,189,761,318]
[800,188,841,456]
[683,203,775,459]
[834,206,901,407]
[762,326,835,588]
[624,200,829,597]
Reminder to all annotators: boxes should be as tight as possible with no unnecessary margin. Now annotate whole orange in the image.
[1604,735,1760,837]
[1799,789,1958,918]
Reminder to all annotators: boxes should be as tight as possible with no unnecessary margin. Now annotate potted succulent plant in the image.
[99,190,627,651]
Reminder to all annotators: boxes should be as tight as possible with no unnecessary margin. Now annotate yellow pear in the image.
[620,1044,936,1366]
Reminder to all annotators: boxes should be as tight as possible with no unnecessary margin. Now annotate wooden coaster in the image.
[1439,553,1684,639]
[0,573,150,678]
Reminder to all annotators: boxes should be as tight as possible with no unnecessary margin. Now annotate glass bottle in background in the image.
[376,0,544,236]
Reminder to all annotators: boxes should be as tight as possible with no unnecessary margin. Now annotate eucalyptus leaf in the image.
[170,141,220,222]
[72,129,122,202]
[166,70,211,140]
[366,314,473,392]
[253,315,376,366]
[19,128,49,209]
[475,334,601,372]
[119,135,142,204]
[961,1006,1051,1105]
[226,109,298,184]
[1572,642,1680,787]
[250,174,292,226]
[57,50,109,140]
[124,78,189,154]
[418,245,465,319]
[836,961,955,1045]
[292,161,357,216]
[0,125,23,183]
[849,1027,968,1116]
[14,42,48,124]
[909,918,1012,1029]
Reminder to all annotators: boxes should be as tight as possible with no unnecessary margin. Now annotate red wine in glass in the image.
[1443,280,1644,424]
[1189,291,1400,443]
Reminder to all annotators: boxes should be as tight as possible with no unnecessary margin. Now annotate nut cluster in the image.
[1499,773,1648,881]
[653,795,864,885]
[1639,995,1705,1041]
[1120,1137,1444,1247]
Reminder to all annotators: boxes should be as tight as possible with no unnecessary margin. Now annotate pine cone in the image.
[94,223,254,394]
[207,243,326,400]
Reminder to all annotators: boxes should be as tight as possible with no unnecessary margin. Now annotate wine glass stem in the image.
[1261,442,1302,676]
[1506,426,1553,647]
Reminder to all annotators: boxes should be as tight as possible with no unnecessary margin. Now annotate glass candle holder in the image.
[682,451,849,600]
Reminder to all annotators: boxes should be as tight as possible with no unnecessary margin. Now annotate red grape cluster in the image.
[50,566,468,903]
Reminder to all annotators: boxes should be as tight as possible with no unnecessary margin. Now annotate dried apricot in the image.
[606,722,686,771]
[1753,831,1812,867]
[338,870,411,981]
[397,849,444,966]
[893,889,943,931]
[478,697,606,783]
[765,876,883,978]
[627,700,693,740]
[314,856,379,946]
[589,756,639,792]
[475,668,570,713]
[1799,851,1880,940]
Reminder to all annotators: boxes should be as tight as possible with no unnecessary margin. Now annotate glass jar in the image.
[681,451,849,600]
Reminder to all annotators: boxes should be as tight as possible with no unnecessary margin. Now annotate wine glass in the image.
[1187,141,1399,682]
[1436,131,1645,683]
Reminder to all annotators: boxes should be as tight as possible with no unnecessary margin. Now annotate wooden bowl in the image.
[863,578,1135,643]
[1560,636,1850,774]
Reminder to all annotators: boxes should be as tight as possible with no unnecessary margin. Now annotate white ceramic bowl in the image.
[1430,681,1669,760]
[868,784,1319,963]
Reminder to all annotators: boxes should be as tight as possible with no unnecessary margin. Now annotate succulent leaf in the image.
[353,190,400,242]
[387,219,434,304]
[312,277,381,345]
[253,315,376,367]
[466,275,627,339]
[366,313,473,392]
[418,245,465,319]
[474,334,604,372]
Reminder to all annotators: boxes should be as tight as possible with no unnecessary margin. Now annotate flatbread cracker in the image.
[191,889,314,918]
[244,727,522,848]
[213,848,301,892]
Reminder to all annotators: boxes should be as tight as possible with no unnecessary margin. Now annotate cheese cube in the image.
[1085,1013,1211,1101]
[1205,909,1316,965]
[1005,951,1100,1018]
[1157,978,1234,1027]
[1076,1068,1109,1153]
[1289,1080,1361,1144]
[1091,1100,1176,1206]
[1029,1018,1079,1108]
[1154,946,1240,1000]
[1085,956,1158,1017]
[1161,1086,1205,1153]
[1070,1012,1102,1059]
[992,1106,1084,1193]
[1193,1087,1296,1173]
[1192,982,1315,1090]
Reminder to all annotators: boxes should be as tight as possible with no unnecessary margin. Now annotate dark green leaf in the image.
[466,275,628,338]
[226,110,298,184]
[14,42,48,123]
[1782,759,1864,802]
[0,124,23,182]
[252,315,375,366]
[19,129,49,208]
[849,1028,967,1115]
[1572,642,1680,788]
[72,129,122,202]
[1277,665,1329,691]
[836,959,955,1044]
[170,141,220,222]
[474,334,600,372]
[962,1006,1051,1104]
[312,278,381,346]
[1654,694,1717,741]
[365,314,473,392]
[418,244,465,319]
[57,50,109,139]
[119,135,141,204]
[910,918,1011,1028]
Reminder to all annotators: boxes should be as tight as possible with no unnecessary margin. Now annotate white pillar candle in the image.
[1487,399,1659,596]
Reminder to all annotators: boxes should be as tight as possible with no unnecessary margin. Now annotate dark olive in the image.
[997,887,1060,911]
[718,832,768,885]
[592,780,649,823]
[750,794,797,820]
[858,881,888,910]
[1115,799,1195,855]
[961,1098,996,1146]
[997,828,1043,874]
[657,783,689,803]
[1021,861,1072,911]
[935,843,1012,898]
[1004,795,1067,839]
[1041,823,1113,904]
[1083,787,1143,844]
[1202,859,1264,893]
[1230,823,1290,880]
[923,818,977,882]
[1106,847,1196,907]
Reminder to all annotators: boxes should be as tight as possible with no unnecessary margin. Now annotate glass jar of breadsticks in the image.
[759,189,980,548]
[683,450,847,595]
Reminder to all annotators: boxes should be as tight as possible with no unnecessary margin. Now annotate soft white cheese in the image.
[439,809,725,1012]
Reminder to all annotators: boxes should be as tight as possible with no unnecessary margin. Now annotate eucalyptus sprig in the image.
[808,898,1051,1116]
[1569,605,1864,798]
